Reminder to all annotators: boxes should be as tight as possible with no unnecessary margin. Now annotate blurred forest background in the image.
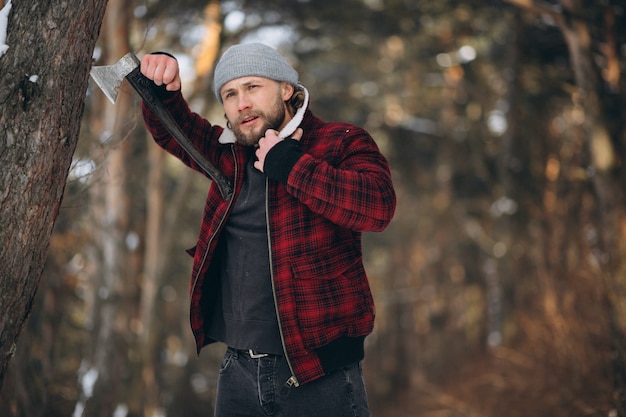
[1,0,626,416]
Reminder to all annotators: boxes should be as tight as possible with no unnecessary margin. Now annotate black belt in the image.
[231,347,281,358]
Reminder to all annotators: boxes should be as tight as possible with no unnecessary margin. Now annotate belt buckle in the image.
[248,349,269,359]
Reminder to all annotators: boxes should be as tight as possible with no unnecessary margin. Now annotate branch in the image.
[503,0,563,19]
[504,0,589,24]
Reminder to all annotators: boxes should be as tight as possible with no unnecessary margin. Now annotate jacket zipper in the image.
[191,145,238,353]
[266,177,300,388]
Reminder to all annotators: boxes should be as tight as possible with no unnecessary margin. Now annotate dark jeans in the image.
[214,347,372,417]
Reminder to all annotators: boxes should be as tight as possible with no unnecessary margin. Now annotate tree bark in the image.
[0,0,108,387]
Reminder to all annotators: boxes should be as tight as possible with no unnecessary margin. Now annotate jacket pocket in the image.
[289,258,375,349]
[289,243,361,281]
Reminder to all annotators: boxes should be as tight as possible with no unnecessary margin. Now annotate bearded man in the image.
[140,42,396,417]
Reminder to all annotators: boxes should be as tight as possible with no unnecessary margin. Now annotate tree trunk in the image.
[0,0,108,387]
[139,6,221,414]
[555,3,626,408]
[79,1,140,416]
[506,0,626,410]
[139,136,166,417]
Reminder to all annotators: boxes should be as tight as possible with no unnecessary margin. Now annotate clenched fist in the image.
[140,53,182,92]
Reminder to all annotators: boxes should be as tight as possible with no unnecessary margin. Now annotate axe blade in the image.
[90,52,140,104]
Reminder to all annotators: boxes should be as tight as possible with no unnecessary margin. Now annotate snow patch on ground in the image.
[0,0,12,58]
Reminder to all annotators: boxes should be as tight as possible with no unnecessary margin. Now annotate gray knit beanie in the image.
[213,43,299,102]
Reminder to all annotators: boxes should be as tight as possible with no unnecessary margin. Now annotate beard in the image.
[229,95,287,147]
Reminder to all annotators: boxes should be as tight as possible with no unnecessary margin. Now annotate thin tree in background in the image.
[78,0,142,415]
[505,1,626,412]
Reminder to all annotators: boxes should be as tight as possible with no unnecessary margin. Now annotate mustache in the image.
[236,112,261,124]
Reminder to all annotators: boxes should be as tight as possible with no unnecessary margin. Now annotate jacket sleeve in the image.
[141,90,225,176]
[278,127,396,233]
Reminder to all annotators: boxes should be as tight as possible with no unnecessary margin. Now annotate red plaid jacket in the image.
[142,91,396,385]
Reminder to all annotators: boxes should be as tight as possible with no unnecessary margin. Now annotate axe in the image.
[90,52,234,200]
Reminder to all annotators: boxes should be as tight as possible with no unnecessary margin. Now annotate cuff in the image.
[263,139,304,185]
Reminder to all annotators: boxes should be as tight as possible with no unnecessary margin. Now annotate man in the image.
[140,42,396,416]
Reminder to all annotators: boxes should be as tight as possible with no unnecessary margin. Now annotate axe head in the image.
[90,52,140,103]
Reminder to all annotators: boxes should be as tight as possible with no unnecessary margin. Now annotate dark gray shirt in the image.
[207,156,283,354]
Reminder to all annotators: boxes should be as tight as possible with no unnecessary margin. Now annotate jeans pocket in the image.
[219,348,235,375]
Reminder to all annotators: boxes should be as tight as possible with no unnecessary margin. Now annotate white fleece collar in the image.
[218,86,309,144]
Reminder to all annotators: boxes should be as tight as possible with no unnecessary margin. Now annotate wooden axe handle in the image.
[126,65,234,200]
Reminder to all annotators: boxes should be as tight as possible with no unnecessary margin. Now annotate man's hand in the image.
[140,54,182,92]
[254,128,303,173]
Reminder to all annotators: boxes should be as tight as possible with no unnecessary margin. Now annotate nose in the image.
[237,93,251,112]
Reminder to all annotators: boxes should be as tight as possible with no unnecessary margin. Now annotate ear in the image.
[281,82,295,101]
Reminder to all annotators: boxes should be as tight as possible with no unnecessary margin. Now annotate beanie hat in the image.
[213,43,299,102]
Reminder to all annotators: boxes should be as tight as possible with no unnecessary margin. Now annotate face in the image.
[221,77,294,147]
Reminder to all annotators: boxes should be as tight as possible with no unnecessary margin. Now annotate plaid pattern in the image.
[142,92,396,385]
